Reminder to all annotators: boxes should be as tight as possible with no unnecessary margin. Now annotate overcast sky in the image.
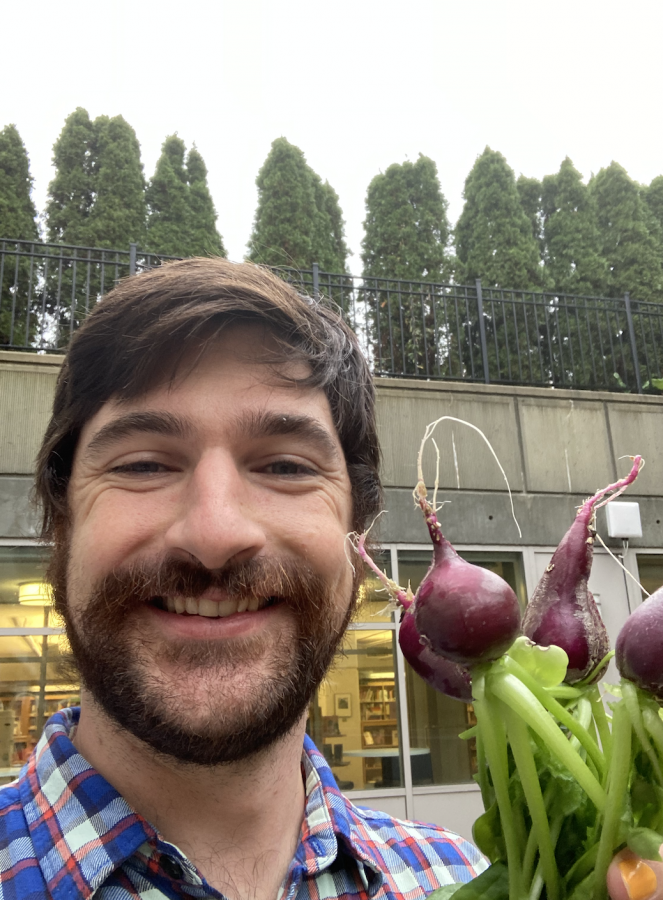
[3,0,662,271]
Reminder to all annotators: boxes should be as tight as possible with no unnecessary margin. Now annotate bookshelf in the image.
[359,678,397,784]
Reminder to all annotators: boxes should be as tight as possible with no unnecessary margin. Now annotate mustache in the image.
[53,554,329,621]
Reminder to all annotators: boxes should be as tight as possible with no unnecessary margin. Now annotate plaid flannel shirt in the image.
[0,708,486,899]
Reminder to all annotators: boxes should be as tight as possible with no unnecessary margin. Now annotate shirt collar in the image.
[18,710,384,900]
[299,735,384,894]
[19,707,157,900]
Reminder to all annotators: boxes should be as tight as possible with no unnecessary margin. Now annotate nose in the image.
[163,450,267,570]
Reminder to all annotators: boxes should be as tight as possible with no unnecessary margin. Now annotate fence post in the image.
[312,262,320,300]
[624,292,642,394]
[129,243,137,276]
[475,279,490,384]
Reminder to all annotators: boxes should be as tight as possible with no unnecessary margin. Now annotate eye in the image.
[265,460,316,477]
[109,460,169,475]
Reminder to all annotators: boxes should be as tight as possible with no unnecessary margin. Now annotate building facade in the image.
[1,349,662,840]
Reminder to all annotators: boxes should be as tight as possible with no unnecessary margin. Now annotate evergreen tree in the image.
[361,155,452,282]
[455,147,543,290]
[312,178,348,272]
[589,161,663,301]
[46,109,147,249]
[88,115,146,248]
[248,138,318,268]
[248,137,347,272]
[541,158,607,295]
[644,175,663,234]
[0,124,38,346]
[45,107,96,245]
[360,155,452,376]
[455,149,544,382]
[145,135,190,256]
[517,175,544,256]
[0,124,38,240]
[186,145,226,257]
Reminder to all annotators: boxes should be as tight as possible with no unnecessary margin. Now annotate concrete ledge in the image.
[0,350,65,368]
[375,376,663,407]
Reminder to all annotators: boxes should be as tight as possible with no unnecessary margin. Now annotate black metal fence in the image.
[1,238,661,395]
[0,239,177,350]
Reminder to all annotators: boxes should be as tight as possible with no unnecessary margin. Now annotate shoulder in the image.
[0,781,44,890]
[0,780,27,837]
[344,800,488,896]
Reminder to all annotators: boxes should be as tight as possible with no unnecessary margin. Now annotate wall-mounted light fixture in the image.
[18,582,53,606]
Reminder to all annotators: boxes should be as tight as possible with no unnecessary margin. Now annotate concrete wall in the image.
[375,378,663,549]
[1,354,662,549]
[0,351,63,538]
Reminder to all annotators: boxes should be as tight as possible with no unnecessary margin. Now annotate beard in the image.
[48,538,355,767]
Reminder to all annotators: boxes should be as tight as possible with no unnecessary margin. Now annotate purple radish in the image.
[399,605,473,702]
[354,476,521,672]
[522,457,642,684]
[616,585,663,701]
[411,485,521,667]
[354,533,474,697]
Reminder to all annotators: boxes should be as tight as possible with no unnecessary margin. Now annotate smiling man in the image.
[0,259,487,899]
[0,259,645,900]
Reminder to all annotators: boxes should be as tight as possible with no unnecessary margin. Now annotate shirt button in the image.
[161,854,184,880]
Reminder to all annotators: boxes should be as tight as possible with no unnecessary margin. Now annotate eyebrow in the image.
[82,411,192,460]
[237,410,340,460]
[81,408,340,461]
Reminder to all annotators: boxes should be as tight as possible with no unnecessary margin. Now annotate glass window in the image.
[0,546,78,783]
[637,555,663,598]
[355,553,394,623]
[0,546,55,629]
[307,629,403,790]
[0,634,79,781]
[397,549,526,785]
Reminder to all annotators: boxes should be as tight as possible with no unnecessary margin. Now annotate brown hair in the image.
[35,257,381,537]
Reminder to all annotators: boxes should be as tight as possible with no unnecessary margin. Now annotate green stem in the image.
[589,686,613,773]
[546,685,585,700]
[472,674,525,900]
[574,650,616,688]
[502,701,560,900]
[528,813,564,900]
[522,783,555,886]
[503,657,606,778]
[642,706,663,771]
[568,696,593,758]
[621,680,663,785]
[474,728,492,810]
[564,844,599,893]
[489,671,606,812]
[593,701,632,900]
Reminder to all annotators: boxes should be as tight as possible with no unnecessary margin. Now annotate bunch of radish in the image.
[354,418,662,900]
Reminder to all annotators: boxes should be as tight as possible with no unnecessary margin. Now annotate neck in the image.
[72,693,307,900]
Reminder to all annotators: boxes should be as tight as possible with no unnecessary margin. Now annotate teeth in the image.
[164,595,273,618]
[185,597,198,615]
[198,598,220,618]
[217,599,236,617]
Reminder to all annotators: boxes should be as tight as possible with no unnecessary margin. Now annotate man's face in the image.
[57,324,355,765]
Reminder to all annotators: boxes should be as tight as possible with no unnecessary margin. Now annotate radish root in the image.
[414,415,522,539]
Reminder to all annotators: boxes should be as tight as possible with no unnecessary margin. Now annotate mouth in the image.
[150,595,283,618]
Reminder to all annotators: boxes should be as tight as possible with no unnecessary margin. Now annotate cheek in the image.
[67,490,176,587]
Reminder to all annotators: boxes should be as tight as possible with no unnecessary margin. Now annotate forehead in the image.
[78,323,338,447]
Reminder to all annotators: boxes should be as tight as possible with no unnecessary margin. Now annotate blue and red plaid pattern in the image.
[0,708,486,899]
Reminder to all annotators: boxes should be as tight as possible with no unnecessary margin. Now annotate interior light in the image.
[18,582,53,606]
